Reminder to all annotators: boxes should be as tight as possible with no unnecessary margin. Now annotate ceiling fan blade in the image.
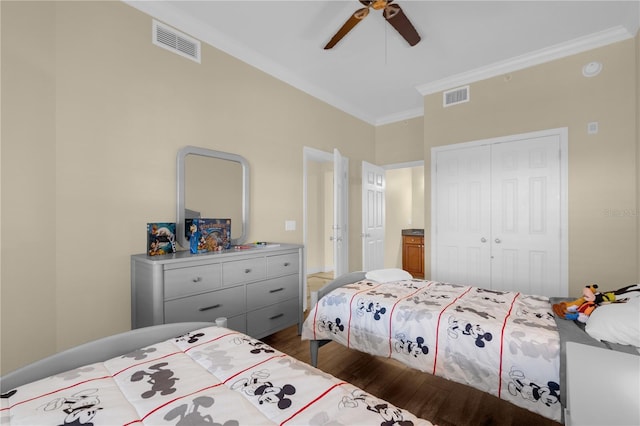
[383,3,421,47]
[324,7,370,49]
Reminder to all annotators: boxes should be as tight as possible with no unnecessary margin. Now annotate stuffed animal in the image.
[552,283,639,322]
[552,284,600,322]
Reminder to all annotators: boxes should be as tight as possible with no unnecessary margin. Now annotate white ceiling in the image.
[125,1,640,125]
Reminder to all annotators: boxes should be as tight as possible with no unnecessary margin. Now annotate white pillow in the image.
[585,297,640,347]
[365,268,413,283]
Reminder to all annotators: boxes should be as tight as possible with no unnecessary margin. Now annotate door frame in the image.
[430,127,568,295]
[303,147,349,310]
[360,160,425,271]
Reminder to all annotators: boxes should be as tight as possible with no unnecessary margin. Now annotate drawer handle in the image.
[269,313,284,320]
[269,287,284,293]
[199,304,221,312]
[244,268,252,273]
[192,277,203,283]
[283,262,290,267]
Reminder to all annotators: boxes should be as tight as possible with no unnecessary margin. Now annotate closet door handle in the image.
[480,237,487,243]
[494,238,501,244]
[244,268,252,273]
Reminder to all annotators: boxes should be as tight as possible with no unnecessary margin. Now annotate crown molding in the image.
[375,107,424,126]
[416,26,634,96]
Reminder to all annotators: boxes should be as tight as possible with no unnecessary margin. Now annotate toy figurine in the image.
[189,223,199,254]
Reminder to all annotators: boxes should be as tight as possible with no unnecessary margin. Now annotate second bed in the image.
[302,271,562,422]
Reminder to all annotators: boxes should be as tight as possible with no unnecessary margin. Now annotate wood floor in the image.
[262,324,563,426]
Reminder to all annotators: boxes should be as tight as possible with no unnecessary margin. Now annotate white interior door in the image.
[432,129,567,297]
[362,161,385,271]
[333,149,349,277]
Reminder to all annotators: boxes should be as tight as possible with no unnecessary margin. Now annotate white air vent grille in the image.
[443,86,469,107]
[152,20,200,63]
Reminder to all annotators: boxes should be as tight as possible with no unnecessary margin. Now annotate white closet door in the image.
[490,136,561,295]
[432,129,566,297]
[433,145,492,288]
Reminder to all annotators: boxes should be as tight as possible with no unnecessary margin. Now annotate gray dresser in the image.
[131,244,304,339]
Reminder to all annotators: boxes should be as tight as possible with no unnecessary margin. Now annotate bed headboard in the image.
[1,322,213,392]
[312,271,367,306]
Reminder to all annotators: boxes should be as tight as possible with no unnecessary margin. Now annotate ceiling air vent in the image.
[152,20,201,64]
[443,86,469,107]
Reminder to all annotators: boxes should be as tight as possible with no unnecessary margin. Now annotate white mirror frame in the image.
[176,146,250,249]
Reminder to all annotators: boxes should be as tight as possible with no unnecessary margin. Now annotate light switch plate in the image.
[285,220,296,231]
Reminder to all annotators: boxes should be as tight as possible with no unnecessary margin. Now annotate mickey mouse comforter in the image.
[302,279,562,422]
[1,326,433,426]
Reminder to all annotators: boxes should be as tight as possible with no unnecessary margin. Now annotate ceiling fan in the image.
[324,0,421,49]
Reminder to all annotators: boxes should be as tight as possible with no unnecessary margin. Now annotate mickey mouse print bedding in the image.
[302,278,562,422]
[1,326,433,426]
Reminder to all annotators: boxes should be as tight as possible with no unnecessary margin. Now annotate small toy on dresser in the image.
[147,222,176,256]
[188,222,199,254]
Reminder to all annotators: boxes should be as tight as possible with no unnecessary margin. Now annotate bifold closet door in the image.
[490,136,561,296]
[433,134,563,296]
[433,145,492,289]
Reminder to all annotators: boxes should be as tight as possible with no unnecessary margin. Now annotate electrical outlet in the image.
[587,122,599,134]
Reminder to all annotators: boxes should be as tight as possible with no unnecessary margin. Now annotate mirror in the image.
[177,146,250,249]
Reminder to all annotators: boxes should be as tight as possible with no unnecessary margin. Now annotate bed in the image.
[302,270,640,423]
[1,322,434,425]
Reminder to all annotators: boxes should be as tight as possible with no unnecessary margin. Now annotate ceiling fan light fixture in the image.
[324,0,420,49]
[372,0,389,10]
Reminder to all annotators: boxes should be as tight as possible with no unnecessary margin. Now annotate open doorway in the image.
[305,152,334,309]
[303,147,349,310]
[383,161,425,269]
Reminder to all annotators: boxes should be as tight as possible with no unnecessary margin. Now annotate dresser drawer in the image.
[222,257,266,286]
[266,253,299,278]
[247,297,298,337]
[246,275,299,311]
[164,285,244,323]
[164,263,222,299]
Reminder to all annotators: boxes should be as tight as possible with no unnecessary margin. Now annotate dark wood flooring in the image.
[262,324,563,426]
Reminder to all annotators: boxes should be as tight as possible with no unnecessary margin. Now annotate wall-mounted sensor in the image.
[582,62,603,77]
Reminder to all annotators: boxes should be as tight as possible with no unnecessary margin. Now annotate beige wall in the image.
[423,38,639,297]
[0,1,375,374]
[375,116,424,165]
[1,1,58,369]
[305,161,324,273]
[385,168,413,268]
[306,161,334,274]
